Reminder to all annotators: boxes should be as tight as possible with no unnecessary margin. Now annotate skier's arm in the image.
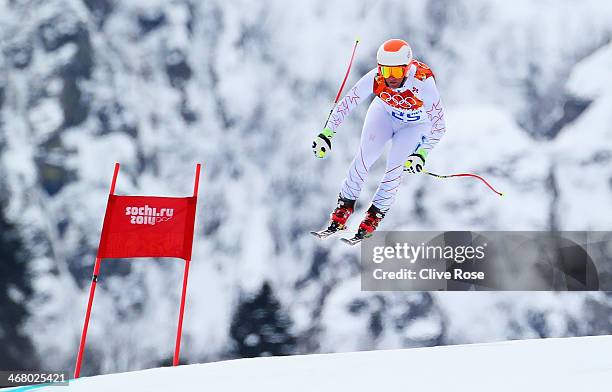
[312,69,376,159]
[419,77,447,154]
[404,77,446,173]
[405,77,447,172]
[327,68,377,132]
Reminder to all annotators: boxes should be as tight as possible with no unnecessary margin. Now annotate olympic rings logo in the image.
[379,91,419,109]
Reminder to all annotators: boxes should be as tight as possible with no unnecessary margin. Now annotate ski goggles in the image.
[378,65,409,79]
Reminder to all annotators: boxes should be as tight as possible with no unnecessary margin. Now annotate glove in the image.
[312,127,334,159]
[403,153,426,173]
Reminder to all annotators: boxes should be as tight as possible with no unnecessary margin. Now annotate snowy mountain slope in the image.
[10,336,612,392]
[1,0,612,374]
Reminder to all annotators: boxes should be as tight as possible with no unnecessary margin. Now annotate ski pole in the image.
[324,39,360,128]
[422,170,505,197]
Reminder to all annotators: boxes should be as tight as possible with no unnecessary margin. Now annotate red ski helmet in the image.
[376,39,413,66]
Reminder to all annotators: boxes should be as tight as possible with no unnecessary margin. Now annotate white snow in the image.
[11,336,612,392]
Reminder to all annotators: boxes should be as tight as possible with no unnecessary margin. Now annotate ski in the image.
[341,227,374,245]
[310,227,344,239]
[340,236,363,246]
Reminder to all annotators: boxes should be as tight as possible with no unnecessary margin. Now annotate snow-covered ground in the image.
[10,336,612,392]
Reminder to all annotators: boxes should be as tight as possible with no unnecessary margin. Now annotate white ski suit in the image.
[328,60,447,211]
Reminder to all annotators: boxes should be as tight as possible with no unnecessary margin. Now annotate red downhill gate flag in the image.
[74,163,201,378]
[97,196,197,260]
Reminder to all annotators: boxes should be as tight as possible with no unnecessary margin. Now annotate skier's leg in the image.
[352,124,425,239]
[339,102,394,201]
[371,123,427,212]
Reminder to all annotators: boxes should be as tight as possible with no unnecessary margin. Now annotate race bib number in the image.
[391,110,422,123]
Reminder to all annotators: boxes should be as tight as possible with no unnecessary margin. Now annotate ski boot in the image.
[310,194,356,239]
[342,204,386,245]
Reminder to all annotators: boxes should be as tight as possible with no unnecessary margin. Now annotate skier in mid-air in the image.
[312,38,447,244]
